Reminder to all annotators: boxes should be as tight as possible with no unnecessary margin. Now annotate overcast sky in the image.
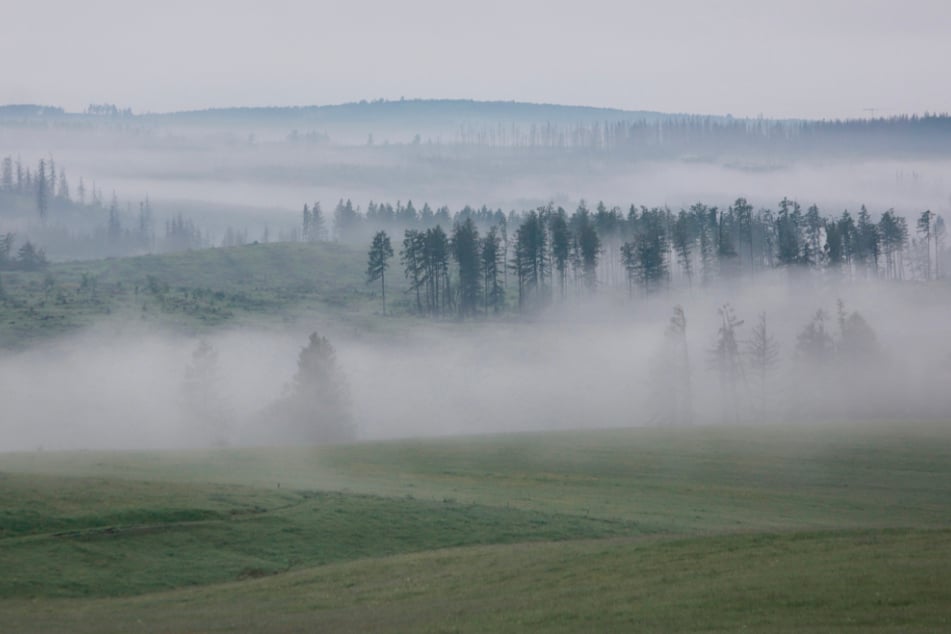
[3,0,949,119]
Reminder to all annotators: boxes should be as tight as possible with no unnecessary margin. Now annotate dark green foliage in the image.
[631,207,669,292]
[512,210,548,310]
[671,209,694,285]
[480,226,504,313]
[366,230,394,315]
[878,209,908,279]
[776,197,803,267]
[451,218,481,317]
[572,206,601,292]
[549,209,571,298]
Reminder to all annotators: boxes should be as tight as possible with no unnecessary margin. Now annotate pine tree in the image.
[481,226,504,313]
[36,159,49,223]
[746,312,779,419]
[649,306,692,426]
[302,204,312,241]
[917,210,934,280]
[549,209,571,299]
[182,340,231,446]
[270,332,354,443]
[710,304,745,423]
[366,231,394,315]
[451,218,482,317]
[401,229,426,313]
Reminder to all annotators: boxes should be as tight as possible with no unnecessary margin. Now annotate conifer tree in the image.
[366,231,394,315]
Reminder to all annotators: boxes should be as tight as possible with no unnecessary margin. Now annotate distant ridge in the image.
[0,99,706,124]
[148,99,697,125]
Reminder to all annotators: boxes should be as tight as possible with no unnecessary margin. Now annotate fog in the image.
[4,112,951,254]
[1,273,949,453]
[3,104,951,451]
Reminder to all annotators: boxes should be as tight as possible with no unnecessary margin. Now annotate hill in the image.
[0,241,377,347]
[0,422,949,631]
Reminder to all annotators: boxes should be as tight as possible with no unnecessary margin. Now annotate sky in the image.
[3,0,950,119]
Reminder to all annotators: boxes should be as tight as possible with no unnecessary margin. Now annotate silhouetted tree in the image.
[451,218,481,317]
[481,225,504,313]
[710,304,745,423]
[747,312,779,420]
[268,332,354,443]
[366,231,394,315]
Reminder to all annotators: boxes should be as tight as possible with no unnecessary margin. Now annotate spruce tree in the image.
[366,231,394,315]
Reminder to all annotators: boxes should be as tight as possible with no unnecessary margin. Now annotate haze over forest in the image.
[0,94,949,451]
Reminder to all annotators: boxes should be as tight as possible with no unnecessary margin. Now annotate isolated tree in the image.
[182,340,231,446]
[649,306,693,426]
[917,210,934,280]
[836,299,880,364]
[285,332,354,443]
[16,241,48,271]
[746,312,779,419]
[366,231,394,315]
[796,310,834,365]
[710,304,745,423]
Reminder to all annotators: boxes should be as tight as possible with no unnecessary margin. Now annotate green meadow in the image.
[1,422,950,632]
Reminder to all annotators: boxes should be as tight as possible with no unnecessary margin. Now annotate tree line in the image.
[363,198,947,317]
[652,299,887,426]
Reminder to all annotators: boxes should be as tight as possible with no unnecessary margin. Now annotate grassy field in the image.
[0,241,385,347]
[1,422,950,632]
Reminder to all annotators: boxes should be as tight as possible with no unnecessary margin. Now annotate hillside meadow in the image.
[1,422,950,632]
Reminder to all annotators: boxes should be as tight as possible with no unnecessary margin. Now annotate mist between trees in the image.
[1,271,950,452]
[354,197,946,320]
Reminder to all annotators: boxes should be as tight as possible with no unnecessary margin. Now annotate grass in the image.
[1,529,949,633]
[0,241,384,347]
[1,422,950,631]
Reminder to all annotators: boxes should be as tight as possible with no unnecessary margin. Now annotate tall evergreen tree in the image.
[36,159,49,223]
[451,218,482,317]
[549,209,571,298]
[917,210,934,280]
[746,312,779,419]
[401,229,426,313]
[480,226,504,313]
[710,304,745,423]
[366,231,394,315]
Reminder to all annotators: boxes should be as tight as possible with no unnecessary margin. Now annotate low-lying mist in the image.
[2,274,950,453]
